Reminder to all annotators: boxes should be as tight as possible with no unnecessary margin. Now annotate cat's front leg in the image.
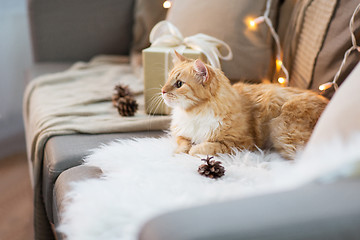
[175,136,192,154]
[189,141,231,156]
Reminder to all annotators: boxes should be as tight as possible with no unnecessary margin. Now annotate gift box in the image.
[143,20,232,115]
[143,47,207,115]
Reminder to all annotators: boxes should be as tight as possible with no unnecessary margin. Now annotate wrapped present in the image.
[143,21,233,115]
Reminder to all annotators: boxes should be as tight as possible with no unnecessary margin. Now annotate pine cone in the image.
[198,156,225,179]
[112,85,132,107]
[116,96,138,116]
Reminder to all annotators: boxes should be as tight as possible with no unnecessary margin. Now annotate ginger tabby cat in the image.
[161,52,329,159]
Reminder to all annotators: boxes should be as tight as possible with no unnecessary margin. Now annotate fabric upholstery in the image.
[140,178,360,240]
[311,0,360,98]
[280,0,360,98]
[43,131,165,223]
[290,0,337,89]
[129,0,168,77]
[131,0,168,53]
[28,0,135,62]
[277,0,299,47]
[166,0,280,83]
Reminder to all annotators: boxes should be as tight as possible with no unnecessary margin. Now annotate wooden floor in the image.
[0,152,34,240]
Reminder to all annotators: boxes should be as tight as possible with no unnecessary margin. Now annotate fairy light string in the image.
[248,0,289,86]
[319,3,360,92]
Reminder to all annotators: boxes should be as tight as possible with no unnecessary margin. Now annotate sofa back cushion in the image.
[29,0,134,62]
[311,0,360,98]
[131,0,168,53]
[166,0,280,83]
[279,0,360,98]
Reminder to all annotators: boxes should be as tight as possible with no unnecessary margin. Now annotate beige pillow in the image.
[131,0,168,53]
[311,0,360,99]
[166,0,280,83]
[280,0,360,98]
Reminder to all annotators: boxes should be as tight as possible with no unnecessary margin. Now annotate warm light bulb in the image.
[249,19,256,28]
[247,16,264,30]
[278,77,286,84]
[163,0,172,8]
[276,59,282,72]
[319,82,333,91]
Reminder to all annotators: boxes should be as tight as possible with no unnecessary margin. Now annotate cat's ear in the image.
[193,59,209,84]
[172,50,188,64]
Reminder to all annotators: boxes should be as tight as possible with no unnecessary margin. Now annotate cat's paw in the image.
[189,142,230,156]
[174,136,192,154]
[174,145,190,154]
[189,144,210,156]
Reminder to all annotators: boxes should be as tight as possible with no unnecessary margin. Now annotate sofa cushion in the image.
[311,0,360,98]
[131,0,168,53]
[166,0,280,83]
[286,0,338,89]
[28,0,134,62]
[281,0,360,97]
[130,0,168,77]
[43,131,165,223]
[277,0,298,47]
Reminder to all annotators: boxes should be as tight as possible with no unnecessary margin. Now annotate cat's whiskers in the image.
[147,93,162,113]
[145,93,164,130]
[145,83,172,127]
[144,86,162,115]
[147,93,165,118]
[153,95,165,116]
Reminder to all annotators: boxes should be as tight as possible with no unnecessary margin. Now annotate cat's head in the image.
[161,51,217,110]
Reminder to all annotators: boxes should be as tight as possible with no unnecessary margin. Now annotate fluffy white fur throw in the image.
[58,133,360,240]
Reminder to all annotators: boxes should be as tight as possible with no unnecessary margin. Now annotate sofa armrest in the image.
[28,0,135,62]
[139,179,360,240]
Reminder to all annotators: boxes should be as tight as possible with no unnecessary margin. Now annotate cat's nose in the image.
[162,90,166,94]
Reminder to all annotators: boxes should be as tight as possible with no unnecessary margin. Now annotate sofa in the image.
[24,0,360,239]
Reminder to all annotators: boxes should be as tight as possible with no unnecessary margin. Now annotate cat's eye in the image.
[175,80,183,88]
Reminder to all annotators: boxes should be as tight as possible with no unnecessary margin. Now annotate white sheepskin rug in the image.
[58,133,360,240]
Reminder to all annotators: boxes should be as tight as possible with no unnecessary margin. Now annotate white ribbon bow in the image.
[149,21,233,69]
